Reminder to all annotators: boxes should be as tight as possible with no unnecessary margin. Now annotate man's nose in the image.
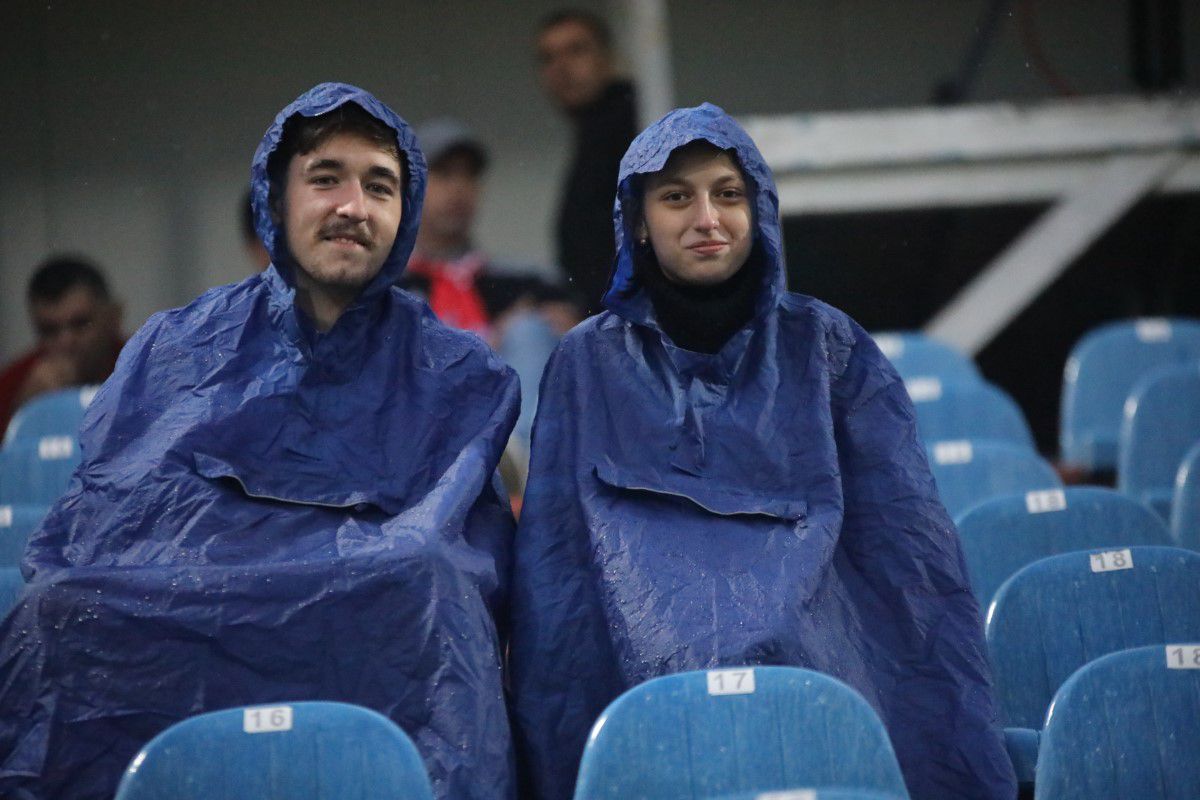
[336,184,368,221]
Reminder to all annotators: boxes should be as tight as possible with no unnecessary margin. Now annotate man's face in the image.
[30,285,121,382]
[282,131,403,299]
[536,20,613,112]
[421,152,482,243]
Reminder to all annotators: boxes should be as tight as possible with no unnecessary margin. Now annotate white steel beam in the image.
[925,152,1185,354]
[613,0,675,127]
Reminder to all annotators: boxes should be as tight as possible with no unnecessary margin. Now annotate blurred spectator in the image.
[402,118,581,444]
[240,189,271,271]
[0,256,124,434]
[536,8,638,315]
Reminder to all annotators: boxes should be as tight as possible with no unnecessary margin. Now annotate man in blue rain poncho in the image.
[510,104,1016,800]
[0,84,518,800]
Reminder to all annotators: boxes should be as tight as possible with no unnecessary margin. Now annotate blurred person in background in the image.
[403,118,581,449]
[535,8,638,315]
[0,256,124,434]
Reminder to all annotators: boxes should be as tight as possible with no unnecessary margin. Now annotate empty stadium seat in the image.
[0,566,22,616]
[113,701,433,800]
[1171,440,1200,550]
[0,504,47,567]
[926,439,1061,520]
[871,331,981,384]
[1035,644,1200,799]
[0,435,80,506]
[986,547,1200,784]
[706,790,905,800]
[3,385,99,446]
[1117,363,1200,519]
[572,666,910,800]
[1059,317,1200,472]
[957,487,1172,610]
[907,379,1035,449]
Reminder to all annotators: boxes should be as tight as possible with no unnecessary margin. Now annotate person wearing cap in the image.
[0,83,519,800]
[403,119,581,446]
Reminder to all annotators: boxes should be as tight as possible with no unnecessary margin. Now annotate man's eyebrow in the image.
[366,165,401,184]
[304,157,344,173]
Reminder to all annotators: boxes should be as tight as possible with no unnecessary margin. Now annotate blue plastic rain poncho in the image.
[509,105,1016,800]
[0,84,518,800]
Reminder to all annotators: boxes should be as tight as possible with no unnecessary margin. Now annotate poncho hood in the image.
[602,103,786,329]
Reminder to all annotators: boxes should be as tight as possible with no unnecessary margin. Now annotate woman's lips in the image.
[688,242,728,256]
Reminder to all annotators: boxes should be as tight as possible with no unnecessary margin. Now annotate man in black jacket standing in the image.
[536,9,638,316]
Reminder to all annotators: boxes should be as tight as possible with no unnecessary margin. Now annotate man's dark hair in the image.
[537,8,613,51]
[27,256,111,304]
[266,102,405,204]
[241,188,257,244]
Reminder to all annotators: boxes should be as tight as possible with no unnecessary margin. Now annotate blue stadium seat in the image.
[1171,440,1200,550]
[870,331,981,384]
[0,566,23,616]
[113,701,433,800]
[1060,317,1200,472]
[572,666,910,800]
[1117,363,1200,520]
[986,547,1200,785]
[0,435,80,506]
[0,504,47,567]
[707,791,905,800]
[1035,644,1200,799]
[907,379,1035,449]
[2,385,99,446]
[957,487,1171,611]
[926,439,1061,520]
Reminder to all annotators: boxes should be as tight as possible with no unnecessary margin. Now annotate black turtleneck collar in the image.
[570,79,637,128]
[637,246,764,355]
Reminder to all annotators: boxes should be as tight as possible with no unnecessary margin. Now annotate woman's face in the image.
[640,144,752,286]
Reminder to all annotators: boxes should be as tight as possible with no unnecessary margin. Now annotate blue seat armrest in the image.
[1004,726,1039,787]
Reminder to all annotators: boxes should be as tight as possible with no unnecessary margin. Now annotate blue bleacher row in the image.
[0,318,1198,798]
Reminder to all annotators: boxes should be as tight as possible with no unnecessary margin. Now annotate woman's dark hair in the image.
[266,103,405,207]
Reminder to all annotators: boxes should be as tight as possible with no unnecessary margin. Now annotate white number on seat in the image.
[933,440,973,465]
[0,506,11,527]
[757,791,816,800]
[1089,549,1133,573]
[874,335,903,359]
[1026,489,1067,514]
[38,436,74,460]
[905,377,943,402]
[243,705,293,733]
[1135,319,1172,342]
[707,668,755,696]
[1166,645,1200,669]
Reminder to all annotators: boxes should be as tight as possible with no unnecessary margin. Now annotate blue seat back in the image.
[707,790,905,800]
[0,435,81,505]
[986,546,1200,729]
[926,440,1061,520]
[957,486,1171,609]
[1060,318,1200,471]
[907,380,1034,449]
[870,331,981,383]
[1035,644,1200,799]
[573,666,909,800]
[3,385,98,446]
[0,566,23,616]
[1171,440,1200,551]
[114,701,433,800]
[0,504,48,567]
[1118,364,1200,519]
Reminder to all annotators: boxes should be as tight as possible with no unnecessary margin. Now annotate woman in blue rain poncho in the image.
[0,84,518,800]
[510,104,1016,800]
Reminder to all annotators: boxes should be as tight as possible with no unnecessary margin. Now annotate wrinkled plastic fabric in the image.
[0,83,519,800]
[509,104,1016,800]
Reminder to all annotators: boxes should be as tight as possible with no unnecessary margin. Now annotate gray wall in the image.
[2,0,1196,359]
